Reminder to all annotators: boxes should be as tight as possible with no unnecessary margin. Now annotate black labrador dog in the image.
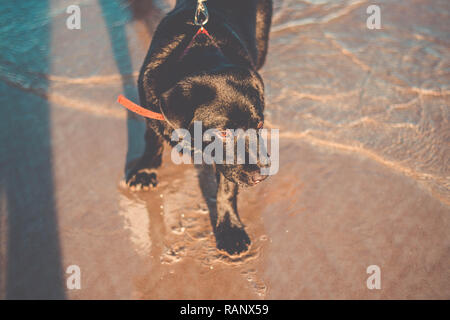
[126,0,273,254]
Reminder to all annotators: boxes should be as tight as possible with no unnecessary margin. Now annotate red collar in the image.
[117,94,165,120]
[118,27,218,121]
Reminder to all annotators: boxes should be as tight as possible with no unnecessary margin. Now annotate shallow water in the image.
[0,0,449,299]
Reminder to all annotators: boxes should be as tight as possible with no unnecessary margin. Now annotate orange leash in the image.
[117,95,165,121]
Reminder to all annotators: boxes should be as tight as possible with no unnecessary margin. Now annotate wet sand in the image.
[0,0,449,299]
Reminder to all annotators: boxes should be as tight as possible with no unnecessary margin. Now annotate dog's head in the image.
[159,65,270,186]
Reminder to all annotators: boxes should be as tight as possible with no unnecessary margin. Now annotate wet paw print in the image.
[160,245,186,264]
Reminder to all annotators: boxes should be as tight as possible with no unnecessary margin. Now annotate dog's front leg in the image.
[214,172,251,254]
[125,123,164,191]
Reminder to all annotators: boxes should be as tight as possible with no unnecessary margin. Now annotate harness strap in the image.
[178,26,218,61]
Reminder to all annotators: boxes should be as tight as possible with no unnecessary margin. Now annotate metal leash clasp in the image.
[194,0,209,27]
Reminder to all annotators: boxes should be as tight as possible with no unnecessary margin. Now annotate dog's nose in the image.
[251,171,268,184]
[258,153,271,169]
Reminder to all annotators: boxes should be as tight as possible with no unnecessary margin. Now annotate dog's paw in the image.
[215,223,251,255]
[126,169,158,191]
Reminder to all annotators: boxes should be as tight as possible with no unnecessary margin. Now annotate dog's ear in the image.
[159,82,217,129]
[159,85,194,129]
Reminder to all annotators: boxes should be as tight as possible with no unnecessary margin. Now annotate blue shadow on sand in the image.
[98,0,146,169]
[0,1,66,299]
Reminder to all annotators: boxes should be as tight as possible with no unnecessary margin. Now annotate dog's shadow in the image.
[99,0,165,171]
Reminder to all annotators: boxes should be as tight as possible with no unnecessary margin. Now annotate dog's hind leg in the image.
[213,172,251,254]
[125,123,164,191]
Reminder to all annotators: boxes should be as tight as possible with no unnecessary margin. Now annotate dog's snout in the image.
[250,171,268,184]
[258,153,271,169]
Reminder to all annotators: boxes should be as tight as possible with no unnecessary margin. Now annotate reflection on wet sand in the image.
[118,150,269,298]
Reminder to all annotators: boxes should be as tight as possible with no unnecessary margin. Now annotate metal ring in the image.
[194,1,209,26]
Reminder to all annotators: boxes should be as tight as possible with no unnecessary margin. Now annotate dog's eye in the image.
[257,121,263,129]
[219,130,229,138]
